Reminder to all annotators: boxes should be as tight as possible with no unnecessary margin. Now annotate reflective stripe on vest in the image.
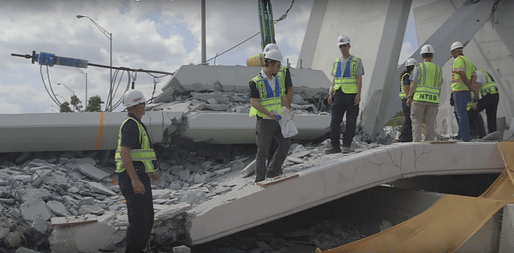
[115,117,157,173]
[399,73,410,100]
[451,55,475,92]
[249,72,285,118]
[478,68,499,97]
[412,62,442,104]
[332,56,360,94]
[466,91,477,111]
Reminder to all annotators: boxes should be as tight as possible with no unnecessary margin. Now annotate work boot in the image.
[342,146,352,154]
[266,170,282,179]
[325,146,341,154]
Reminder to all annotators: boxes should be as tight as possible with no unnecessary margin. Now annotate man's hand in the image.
[406,98,412,107]
[471,102,478,110]
[354,93,361,105]
[149,171,160,181]
[328,94,333,105]
[131,178,145,194]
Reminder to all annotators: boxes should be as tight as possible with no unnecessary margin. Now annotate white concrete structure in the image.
[189,142,504,244]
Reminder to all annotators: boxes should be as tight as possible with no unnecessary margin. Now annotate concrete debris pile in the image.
[150,72,328,116]
[0,133,388,252]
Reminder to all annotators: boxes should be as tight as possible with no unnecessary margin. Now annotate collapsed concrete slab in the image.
[189,142,504,244]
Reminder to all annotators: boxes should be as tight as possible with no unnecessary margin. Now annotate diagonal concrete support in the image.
[359,0,412,141]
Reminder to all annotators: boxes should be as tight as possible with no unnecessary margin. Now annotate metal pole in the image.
[109,33,112,111]
[201,0,206,65]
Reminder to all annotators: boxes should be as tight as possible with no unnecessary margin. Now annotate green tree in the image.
[59,102,73,113]
[70,95,82,112]
[86,96,104,112]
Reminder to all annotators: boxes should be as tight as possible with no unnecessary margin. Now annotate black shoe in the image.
[325,146,341,154]
[266,170,282,178]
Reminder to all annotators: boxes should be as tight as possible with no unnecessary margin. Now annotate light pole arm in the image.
[77,15,112,40]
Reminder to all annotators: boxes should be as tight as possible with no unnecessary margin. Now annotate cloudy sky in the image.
[0,0,417,114]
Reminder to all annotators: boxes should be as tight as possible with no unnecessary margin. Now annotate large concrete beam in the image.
[189,142,504,244]
[359,0,412,141]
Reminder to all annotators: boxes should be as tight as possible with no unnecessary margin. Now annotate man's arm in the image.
[406,81,417,107]
[250,98,279,121]
[355,75,362,105]
[120,146,145,194]
[328,78,336,105]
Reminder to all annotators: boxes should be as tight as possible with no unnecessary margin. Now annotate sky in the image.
[0,0,418,114]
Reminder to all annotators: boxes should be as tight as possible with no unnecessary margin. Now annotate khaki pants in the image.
[411,101,439,142]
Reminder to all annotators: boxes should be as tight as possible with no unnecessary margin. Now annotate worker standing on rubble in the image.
[469,67,500,136]
[450,41,476,142]
[396,58,417,142]
[249,48,292,183]
[262,43,294,164]
[326,35,364,154]
[406,44,443,142]
[115,90,160,253]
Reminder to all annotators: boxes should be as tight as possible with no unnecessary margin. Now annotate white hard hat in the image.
[405,58,417,67]
[263,43,280,53]
[264,49,282,62]
[337,35,350,46]
[420,44,435,55]
[450,41,464,52]
[122,90,146,108]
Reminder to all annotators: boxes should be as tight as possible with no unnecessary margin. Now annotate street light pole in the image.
[76,15,112,111]
[57,83,75,96]
[76,68,88,110]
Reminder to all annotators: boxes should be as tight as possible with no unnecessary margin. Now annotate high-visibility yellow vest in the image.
[332,56,361,94]
[478,68,499,97]
[249,72,286,118]
[115,117,157,173]
[451,55,475,92]
[399,72,410,100]
[412,62,442,104]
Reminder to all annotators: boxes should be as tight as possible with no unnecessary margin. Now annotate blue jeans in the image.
[118,171,154,253]
[453,92,471,141]
[398,99,412,142]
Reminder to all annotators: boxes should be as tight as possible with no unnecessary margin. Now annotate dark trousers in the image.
[330,91,359,148]
[255,118,291,182]
[398,99,412,142]
[118,171,154,253]
[469,93,499,134]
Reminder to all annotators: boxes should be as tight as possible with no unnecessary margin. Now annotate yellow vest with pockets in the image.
[332,56,360,94]
[478,68,499,97]
[249,71,286,118]
[399,73,410,100]
[115,117,157,173]
[451,55,475,92]
[412,62,442,104]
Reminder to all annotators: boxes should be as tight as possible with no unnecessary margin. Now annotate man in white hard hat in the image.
[326,35,364,154]
[249,49,292,183]
[406,44,443,142]
[262,43,294,163]
[115,90,160,253]
[450,41,476,141]
[396,58,418,142]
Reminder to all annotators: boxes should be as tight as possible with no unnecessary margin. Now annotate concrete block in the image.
[178,169,190,181]
[78,163,110,181]
[240,159,256,178]
[49,222,117,253]
[15,247,40,253]
[503,130,514,142]
[154,202,192,222]
[88,182,116,196]
[74,157,96,166]
[21,200,51,221]
[5,231,21,247]
[31,215,49,233]
[173,245,191,253]
[47,200,72,217]
[0,226,9,239]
